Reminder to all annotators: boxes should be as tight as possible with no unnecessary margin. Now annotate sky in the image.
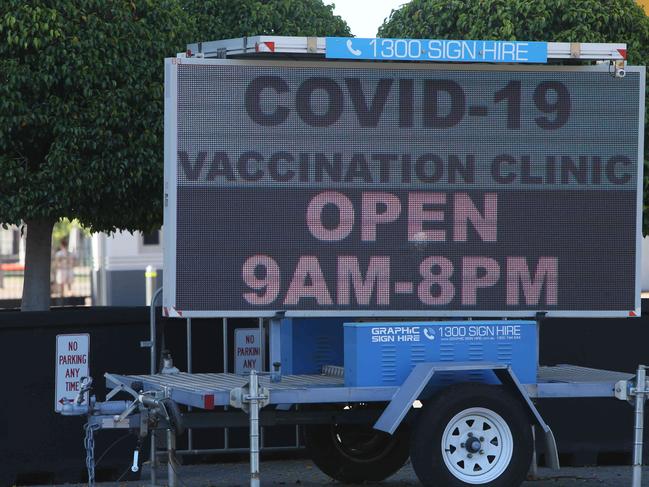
[326,0,413,38]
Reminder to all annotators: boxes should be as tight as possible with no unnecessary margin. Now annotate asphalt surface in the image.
[41,460,649,486]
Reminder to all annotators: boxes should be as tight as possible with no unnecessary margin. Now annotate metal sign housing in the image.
[186,36,627,62]
[163,58,644,318]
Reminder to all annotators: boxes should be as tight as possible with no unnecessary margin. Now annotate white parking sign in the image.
[55,334,90,412]
[234,329,260,374]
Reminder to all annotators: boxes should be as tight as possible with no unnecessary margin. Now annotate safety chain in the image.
[84,422,101,487]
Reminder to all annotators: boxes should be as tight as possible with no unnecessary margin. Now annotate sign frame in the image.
[163,58,645,319]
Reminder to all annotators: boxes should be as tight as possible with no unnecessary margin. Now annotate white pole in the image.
[631,365,646,487]
[187,317,193,451]
[223,318,230,449]
[249,370,261,487]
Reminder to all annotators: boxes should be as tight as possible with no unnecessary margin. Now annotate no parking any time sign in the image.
[234,328,261,374]
[55,334,90,412]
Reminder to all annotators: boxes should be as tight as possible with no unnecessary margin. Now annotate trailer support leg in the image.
[229,370,269,486]
[632,366,646,487]
[249,370,261,487]
[167,429,178,487]
[150,433,157,486]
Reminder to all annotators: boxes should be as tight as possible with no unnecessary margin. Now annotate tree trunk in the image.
[21,219,54,311]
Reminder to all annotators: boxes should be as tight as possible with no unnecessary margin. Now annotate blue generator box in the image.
[344,321,537,388]
[280,318,345,375]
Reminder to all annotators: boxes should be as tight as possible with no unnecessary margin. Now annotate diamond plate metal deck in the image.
[127,372,344,392]
[107,371,403,409]
[533,364,633,398]
[538,364,634,383]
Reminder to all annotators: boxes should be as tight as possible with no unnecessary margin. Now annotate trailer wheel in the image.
[410,384,532,487]
[303,421,410,483]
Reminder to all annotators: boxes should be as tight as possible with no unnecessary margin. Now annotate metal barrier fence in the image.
[0,230,93,308]
[183,316,301,458]
[145,289,301,473]
[0,266,93,299]
[0,265,92,307]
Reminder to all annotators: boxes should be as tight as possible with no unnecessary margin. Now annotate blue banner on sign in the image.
[325,37,548,64]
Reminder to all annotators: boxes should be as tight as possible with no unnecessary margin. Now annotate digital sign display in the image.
[163,59,644,317]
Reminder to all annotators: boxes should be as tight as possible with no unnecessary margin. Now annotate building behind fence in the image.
[5,223,649,308]
[91,229,163,306]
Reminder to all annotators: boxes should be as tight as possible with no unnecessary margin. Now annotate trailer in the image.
[60,36,648,487]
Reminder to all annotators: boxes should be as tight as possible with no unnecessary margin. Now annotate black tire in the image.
[410,383,533,487]
[303,420,410,483]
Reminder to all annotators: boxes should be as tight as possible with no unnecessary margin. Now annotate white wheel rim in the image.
[441,407,514,484]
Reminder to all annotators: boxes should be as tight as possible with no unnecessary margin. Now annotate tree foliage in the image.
[379,0,649,233]
[378,0,649,48]
[0,0,350,309]
[0,0,350,234]
[187,0,350,43]
[0,0,191,234]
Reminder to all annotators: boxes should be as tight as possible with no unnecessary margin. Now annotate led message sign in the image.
[163,59,644,317]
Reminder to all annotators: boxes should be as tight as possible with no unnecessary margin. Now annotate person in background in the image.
[54,238,75,298]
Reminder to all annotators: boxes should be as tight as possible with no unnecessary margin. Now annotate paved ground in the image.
[45,460,649,486]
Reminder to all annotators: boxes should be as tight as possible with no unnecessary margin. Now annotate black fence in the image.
[1,306,648,485]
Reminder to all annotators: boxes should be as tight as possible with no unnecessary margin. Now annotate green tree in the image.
[0,0,351,311]
[379,0,649,234]
[0,1,191,310]
[186,0,350,43]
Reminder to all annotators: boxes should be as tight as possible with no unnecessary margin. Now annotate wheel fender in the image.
[494,367,560,470]
[374,362,510,435]
[374,363,438,435]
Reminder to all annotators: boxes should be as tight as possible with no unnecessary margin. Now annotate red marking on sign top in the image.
[617,48,627,60]
[256,41,275,53]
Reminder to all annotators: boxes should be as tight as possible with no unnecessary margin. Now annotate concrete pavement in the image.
[39,460,649,486]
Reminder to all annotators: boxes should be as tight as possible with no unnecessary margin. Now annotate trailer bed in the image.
[106,364,634,410]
